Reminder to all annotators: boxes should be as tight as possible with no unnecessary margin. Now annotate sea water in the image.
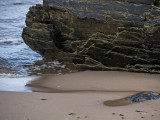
[0,0,43,75]
[0,0,75,92]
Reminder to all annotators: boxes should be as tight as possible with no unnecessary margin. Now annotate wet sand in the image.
[27,71,160,93]
[0,71,160,120]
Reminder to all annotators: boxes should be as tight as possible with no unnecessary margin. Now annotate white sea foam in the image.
[0,39,23,44]
[0,73,16,76]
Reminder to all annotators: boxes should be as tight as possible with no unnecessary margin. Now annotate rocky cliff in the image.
[22,0,160,73]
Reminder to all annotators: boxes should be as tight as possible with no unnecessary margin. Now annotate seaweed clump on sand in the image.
[126,91,160,102]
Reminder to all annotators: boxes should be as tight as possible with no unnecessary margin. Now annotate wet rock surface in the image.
[22,0,160,73]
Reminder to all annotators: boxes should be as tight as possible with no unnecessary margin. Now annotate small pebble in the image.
[121,117,125,119]
[76,117,81,120]
[112,113,115,115]
[68,113,76,116]
[40,99,48,101]
[120,114,124,116]
[141,117,144,118]
[136,110,143,112]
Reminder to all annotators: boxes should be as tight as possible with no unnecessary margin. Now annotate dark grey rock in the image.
[149,18,160,27]
[128,0,153,5]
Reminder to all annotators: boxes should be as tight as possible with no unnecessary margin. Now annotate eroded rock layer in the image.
[22,0,160,73]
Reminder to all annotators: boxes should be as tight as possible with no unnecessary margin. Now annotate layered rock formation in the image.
[22,0,160,73]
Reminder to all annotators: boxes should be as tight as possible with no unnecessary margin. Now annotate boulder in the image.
[22,0,160,73]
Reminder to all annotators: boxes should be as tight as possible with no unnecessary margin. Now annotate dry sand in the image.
[0,71,160,120]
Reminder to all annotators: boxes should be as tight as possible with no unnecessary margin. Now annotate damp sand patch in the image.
[103,98,133,106]
[26,71,160,93]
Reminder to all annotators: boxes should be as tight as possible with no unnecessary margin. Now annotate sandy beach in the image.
[0,71,160,120]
